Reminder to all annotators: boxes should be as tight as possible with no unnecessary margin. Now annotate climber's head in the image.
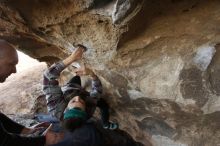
[63,94,87,132]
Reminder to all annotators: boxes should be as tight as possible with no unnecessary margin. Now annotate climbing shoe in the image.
[103,122,119,130]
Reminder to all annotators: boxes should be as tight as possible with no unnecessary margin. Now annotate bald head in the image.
[0,40,17,58]
[0,39,18,83]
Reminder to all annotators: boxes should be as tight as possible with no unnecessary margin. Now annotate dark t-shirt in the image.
[0,112,45,146]
[51,123,102,146]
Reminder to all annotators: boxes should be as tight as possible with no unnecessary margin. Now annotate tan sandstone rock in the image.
[0,0,220,145]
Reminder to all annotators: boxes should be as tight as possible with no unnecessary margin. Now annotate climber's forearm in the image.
[62,55,76,67]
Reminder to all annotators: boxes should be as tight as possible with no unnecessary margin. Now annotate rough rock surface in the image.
[0,0,220,146]
[0,64,47,115]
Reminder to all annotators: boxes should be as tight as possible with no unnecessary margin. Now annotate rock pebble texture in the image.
[0,64,47,115]
[0,0,220,146]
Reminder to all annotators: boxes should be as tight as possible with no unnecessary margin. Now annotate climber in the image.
[43,45,118,130]
[42,45,146,146]
[42,44,118,132]
[0,39,64,146]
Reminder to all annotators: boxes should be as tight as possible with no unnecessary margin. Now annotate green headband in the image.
[64,108,87,120]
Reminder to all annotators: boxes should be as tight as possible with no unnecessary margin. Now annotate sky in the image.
[16,51,43,72]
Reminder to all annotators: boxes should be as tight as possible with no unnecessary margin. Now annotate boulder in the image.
[0,0,220,145]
